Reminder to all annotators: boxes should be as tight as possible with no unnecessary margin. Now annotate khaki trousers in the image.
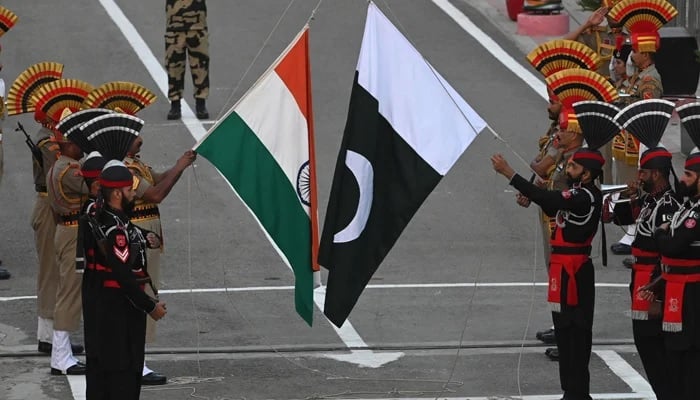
[53,224,82,331]
[32,194,58,319]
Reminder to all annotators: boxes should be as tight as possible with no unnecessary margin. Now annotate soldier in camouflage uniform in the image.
[165,0,209,120]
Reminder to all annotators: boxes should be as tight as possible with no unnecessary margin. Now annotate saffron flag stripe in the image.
[357,4,487,175]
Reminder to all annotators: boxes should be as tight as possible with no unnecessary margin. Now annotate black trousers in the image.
[554,323,592,400]
[666,347,700,400]
[98,369,142,400]
[633,321,670,400]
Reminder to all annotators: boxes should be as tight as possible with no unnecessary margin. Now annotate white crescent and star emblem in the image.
[333,150,374,244]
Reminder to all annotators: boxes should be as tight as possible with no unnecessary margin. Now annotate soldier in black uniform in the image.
[606,99,679,400]
[91,160,167,399]
[77,151,107,399]
[652,102,700,400]
[492,101,618,400]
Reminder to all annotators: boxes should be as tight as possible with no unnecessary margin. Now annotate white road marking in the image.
[0,281,628,302]
[66,376,86,400]
[595,350,655,398]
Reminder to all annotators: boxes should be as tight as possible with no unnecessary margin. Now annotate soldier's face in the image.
[678,170,700,198]
[631,51,647,68]
[637,169,654,192]
[613,58,626,77]
[547,101,561,121]
[119,186,136,214]
[565,160,585,185]
[129,137,143,156]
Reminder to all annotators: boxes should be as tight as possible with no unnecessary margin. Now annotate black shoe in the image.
[167,100,181,120]
[51,361,86,376]
[536,328,556,345]
[195,98,209,120]
[0,268,9,280]
[623,257,634,269]
[545,347,559,361]
[610,242,632,255]
[38,341,85,355]
[142,372,167,385]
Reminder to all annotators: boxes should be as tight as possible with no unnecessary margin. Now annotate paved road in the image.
[0,0,654,399]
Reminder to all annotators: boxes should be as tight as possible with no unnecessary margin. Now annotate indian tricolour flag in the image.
[194,26,319,326]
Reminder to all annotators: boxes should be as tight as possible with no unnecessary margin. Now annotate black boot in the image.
[167,100,181,120]
[195,98,209,120]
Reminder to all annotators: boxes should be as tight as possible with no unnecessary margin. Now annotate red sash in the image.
[548,228,592,312]
[631,248,658,320]
[660,256,700,332]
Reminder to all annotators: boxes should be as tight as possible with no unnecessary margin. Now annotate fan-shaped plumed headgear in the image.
[31,79,94,137]
[527,39,601,78]
[677,102,700,172]
[0,6,18,38]
[55,108,114,153]
[81,151,107,179]
[99,160,133,189]
[615,99,675,170]
[608,0,678,53]
[6,62,64,116]
[82,81,157,115]
[80,113,144,161]
[546,68,619,134]
[572,101,621,171]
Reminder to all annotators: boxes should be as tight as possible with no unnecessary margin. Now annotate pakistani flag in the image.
[195,27,319,326]
[318,3,487,327]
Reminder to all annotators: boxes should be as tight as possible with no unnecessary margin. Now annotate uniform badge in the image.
[113,233,129,263]
[643,92,653,99]
[685,218,697,229]
[561,190,572,199]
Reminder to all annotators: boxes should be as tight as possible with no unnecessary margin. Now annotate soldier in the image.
[5,61,67,350]
[606,0,677,260]
[651,102,700,399]
[165,0,210,120]
[525,42,603,351]
[491,100,617,400]
[91,160,166,399]
[35,79,95,375]
[606,99,679,400]
[124,136,195,384]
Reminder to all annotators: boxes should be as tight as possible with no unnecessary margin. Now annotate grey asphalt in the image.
[0,1,654,399]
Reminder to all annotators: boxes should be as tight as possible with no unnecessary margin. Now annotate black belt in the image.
[634,256,659,265]
[132,206,160,220]
[59,213,80,226]
[663,265,700,275]
[551,245,592,255]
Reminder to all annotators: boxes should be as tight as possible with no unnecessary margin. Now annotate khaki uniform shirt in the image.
[47,155,87,217]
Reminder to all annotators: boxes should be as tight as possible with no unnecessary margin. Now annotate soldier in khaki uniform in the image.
[165,0,209,120]
[124,137,195,385]
[33,79,95,375]
[564,0,627,185]
[6,61,74,351]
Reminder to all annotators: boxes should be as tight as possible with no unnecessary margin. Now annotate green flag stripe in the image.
[197,112,314,325]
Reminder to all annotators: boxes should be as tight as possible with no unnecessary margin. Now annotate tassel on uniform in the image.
[631,310,649,320]
[663,322,682,332]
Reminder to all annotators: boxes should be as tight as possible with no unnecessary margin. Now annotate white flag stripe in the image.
[357,3,486,176]
[236,71,310,213]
